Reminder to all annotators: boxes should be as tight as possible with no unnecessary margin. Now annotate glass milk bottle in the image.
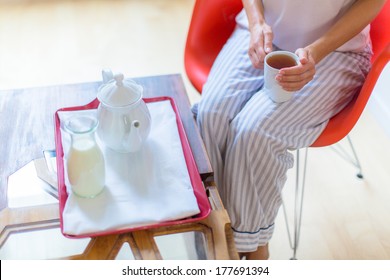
[64,115,105,198]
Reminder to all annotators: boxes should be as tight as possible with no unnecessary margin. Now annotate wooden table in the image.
[0,74,238,260]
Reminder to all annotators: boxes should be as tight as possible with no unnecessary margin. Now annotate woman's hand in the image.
[275,48,316,91]
[248,22,273,69]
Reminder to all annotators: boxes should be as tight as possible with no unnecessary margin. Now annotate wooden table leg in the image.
[201,181,239,260]
[131,230,162,260]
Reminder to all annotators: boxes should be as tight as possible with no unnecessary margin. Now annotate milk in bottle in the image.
[64,115,105,198]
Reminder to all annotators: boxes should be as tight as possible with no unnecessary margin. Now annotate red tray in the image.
[54,96,211,238]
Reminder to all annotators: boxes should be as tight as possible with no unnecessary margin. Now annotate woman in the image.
[195,0,386,259]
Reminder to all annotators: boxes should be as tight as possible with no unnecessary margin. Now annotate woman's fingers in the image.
[248,24,273,68]
[263,28,273,54]
[276,70,315,91]
[275,48,316,91]
[248,48,263,68]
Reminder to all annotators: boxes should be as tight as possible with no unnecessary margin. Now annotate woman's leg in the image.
[196,15,372,256]
[222,48,372,254]
[196,24,264,189]
[240,244,269,260]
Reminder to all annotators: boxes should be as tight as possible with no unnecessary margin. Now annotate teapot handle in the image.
[102,69,114,84]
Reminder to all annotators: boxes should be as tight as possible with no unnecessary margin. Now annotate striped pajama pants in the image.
[195,23,372,252]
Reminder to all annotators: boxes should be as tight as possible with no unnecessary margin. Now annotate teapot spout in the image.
[124,120,143,153]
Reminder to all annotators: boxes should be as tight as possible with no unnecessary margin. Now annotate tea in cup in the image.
[264,51,299,103]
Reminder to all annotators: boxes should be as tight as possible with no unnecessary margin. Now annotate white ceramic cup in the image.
[264,51,300,103]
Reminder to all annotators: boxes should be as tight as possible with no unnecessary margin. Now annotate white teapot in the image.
[96,70,151,153]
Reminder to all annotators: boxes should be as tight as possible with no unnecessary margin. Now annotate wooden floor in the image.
[1,0,389,260]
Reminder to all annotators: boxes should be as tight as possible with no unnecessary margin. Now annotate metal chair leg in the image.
[347,135,363,179]
[330,135,363,179]
[282,135,363,259]
[282,148,308,260]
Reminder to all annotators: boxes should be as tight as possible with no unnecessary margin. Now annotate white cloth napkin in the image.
[58,100,200,236]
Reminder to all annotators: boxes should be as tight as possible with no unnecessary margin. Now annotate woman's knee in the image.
[197,103,230,135]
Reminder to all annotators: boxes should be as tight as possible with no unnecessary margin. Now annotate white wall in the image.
[368,63,390,138]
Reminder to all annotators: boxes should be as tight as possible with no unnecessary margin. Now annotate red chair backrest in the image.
[184,0,243,92]
[311,1,390,147]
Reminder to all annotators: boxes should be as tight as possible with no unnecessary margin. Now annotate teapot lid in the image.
[97,73,143,107]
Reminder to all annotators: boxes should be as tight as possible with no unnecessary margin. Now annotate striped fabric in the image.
[195,22,372,252]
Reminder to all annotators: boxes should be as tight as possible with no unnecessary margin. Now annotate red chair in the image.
[184,0,243,93]
[184,0,390,259]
